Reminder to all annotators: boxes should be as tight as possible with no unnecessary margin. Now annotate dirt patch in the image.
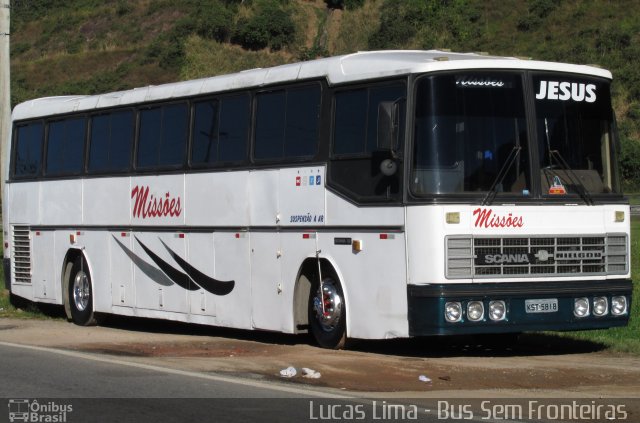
[76,340,259,358]
[2,317,639,399]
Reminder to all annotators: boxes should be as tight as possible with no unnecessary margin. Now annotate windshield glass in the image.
[411,72,530,197]
[533,74,619,195]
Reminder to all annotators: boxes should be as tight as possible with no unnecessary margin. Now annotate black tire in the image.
[68,256,97,326]
[308,276,347,349]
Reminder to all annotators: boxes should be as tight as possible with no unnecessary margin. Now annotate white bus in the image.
[2,50,632,348]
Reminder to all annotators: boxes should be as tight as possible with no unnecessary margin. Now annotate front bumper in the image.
[408,279,632,336]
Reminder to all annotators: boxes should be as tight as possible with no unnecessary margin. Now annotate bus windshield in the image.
[533,73,620,196]
[410,71,620,198]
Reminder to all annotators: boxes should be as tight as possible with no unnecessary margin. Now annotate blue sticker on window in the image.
[309,176,315,186]
[316,175,321,185]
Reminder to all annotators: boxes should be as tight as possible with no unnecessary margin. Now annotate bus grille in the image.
[446,234,628,279]
[12,226,32,284]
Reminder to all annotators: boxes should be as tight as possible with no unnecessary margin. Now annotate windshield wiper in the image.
[481,145,522,206]
[543,118,594,206]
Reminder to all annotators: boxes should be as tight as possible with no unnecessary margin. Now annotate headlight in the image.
[488,300,506,321]
[574,297,590,318]
[592,297,608,317]
[467,301,484,322]
[611,296,628,316]
[445,302,462,322]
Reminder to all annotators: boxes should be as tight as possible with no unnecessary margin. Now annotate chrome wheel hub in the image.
[312,279,343,332]
[73,271,90,312]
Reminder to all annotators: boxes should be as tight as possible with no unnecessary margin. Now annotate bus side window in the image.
[46,117,86,176]
[137,103,188,169]
[192,95,251,167]
[14,122,44,178]
[254,84,320,161]
[88,110,134,173]
[192,99,220,166]
[329,82,406,202]
[218,95,250,163]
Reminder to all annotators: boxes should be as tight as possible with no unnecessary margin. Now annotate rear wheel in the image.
[68,256,97,326]
[308,276,346,349]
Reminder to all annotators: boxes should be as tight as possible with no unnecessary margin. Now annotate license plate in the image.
[525,298,558,313]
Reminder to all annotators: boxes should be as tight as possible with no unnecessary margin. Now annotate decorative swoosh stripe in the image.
[159,239,235,296]
[134,236,198,291]
[112,236,173,287]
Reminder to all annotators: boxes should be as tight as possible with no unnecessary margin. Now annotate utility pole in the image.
[0,0,9,223]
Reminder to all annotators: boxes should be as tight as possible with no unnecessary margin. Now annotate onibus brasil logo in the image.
[8,399,72,422]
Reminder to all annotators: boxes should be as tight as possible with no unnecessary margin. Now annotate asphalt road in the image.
[0,343,449,423]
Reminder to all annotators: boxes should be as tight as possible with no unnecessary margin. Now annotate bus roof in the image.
[12,50,612,121]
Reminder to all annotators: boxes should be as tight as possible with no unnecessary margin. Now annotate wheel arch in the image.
[292,256,349,337]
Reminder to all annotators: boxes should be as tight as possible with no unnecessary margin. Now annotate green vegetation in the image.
[232,0,296,51]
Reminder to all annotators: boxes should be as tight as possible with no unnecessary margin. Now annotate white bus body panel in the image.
[84,178,131,226]
[185,172,250,227]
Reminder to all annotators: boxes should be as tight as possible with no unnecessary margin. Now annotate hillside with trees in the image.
[8,0,640,189]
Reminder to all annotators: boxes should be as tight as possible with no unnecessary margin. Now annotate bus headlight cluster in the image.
[445,302,462,322]
[573,297,590,318]
[488,300,507,321]
[444,300,508,323]
[592,297,608,317]
[611,296,628,316]
[467,301,484,321]
[574,296,628,318]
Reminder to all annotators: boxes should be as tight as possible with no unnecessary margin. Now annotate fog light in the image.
[445,302,462,322]
[593,297,608,317]
[489,300,506,321]
[467,301,484,322]
[611,296,628,316]
[574,297,590,318]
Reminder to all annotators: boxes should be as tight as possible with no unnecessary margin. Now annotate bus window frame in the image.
[10,119,46,180]
[43,114,88,178]
[85,107,136,176]
[251,81,323,165]
[134,100,190,173]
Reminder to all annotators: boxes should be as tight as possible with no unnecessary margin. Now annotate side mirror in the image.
[379,158,398,176]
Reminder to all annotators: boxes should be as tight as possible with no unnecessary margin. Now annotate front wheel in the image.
[308,277,347,349]
[68,257,97,326]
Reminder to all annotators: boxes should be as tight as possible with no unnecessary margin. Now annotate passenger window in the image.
[46,117,86,176]
[254,90,286,160]
[88,110,133,173]
[333,89,367,155]
[137,103,188,169]
[330,82,406,202]
[192,95,250,167]
[219,95,249,163]
[254,84,320,161]
[284,85,320,158]
[14,122,44,178]
[192,99,220,166]
[333,85,405,156]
